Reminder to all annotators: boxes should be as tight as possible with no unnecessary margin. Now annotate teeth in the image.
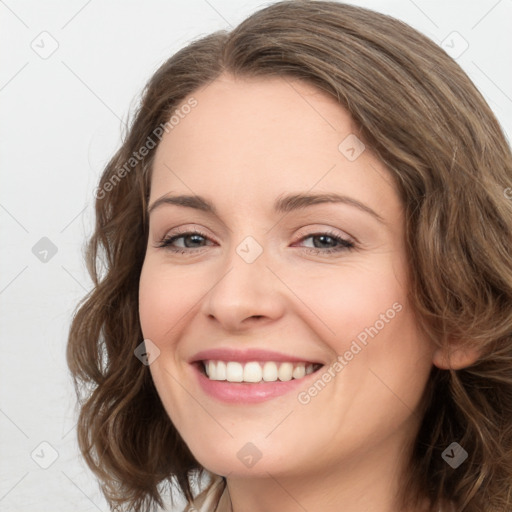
[244,362,262,383]
[226,361,244,382]
[203,360,320,383]
[292,364,306,379]
[263,361,278,381]
[278,362,293,381]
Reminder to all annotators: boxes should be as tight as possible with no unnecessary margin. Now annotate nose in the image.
[201,246,286,332]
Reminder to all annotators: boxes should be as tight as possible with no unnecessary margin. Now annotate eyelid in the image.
[293,225,356,245]
[159,224,217,242]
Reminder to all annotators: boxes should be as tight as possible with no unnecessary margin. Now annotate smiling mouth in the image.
[197,360,324,383]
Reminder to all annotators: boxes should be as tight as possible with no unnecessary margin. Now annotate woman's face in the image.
[139,74,435,480]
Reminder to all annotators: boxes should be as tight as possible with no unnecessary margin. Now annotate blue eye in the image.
[297,232,355,254]
[157,230,212,253]
[156,230,355,255]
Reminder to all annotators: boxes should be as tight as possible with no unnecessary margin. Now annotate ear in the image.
[432,341,482,370]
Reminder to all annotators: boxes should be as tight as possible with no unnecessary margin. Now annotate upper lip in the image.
[189,348,325,365]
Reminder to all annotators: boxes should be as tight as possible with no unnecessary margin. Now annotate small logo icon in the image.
[31,441,59,469]
[30,31,59,59]
[338,134,365,161]
[236,442,262,468]
[134,339,161,366]
[236,236,263,264]
[32,237,58,263]
[441,31,469,59]
[441,441,468,469]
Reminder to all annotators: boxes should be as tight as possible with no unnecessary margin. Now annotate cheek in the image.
[285,260,406,344]
[138,263,164,340]
[138,259,200,343]
[312,263,432,413]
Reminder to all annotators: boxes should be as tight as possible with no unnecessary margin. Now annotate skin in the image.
[138,73,478,512]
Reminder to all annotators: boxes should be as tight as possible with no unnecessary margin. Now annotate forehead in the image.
[155,73,358,162]
[149,73,399,219]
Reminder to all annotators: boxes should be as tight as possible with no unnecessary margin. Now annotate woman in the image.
[67,1,512,511]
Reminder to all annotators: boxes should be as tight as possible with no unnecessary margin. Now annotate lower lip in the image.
[192,363,322,404]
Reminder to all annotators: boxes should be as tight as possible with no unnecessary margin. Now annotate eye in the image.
[156,229,214,253]
[294,231,355,255]
[155,228,355,256]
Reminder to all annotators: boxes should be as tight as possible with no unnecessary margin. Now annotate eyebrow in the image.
[147,192,385,224]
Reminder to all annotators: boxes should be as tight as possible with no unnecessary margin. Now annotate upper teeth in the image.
[203,360,319,383]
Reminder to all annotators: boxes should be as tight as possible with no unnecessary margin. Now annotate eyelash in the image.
[156,229,355,255]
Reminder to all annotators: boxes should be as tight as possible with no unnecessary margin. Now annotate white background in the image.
[1,1,511,511]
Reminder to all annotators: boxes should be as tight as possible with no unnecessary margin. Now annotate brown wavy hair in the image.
[66,1,512,510]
